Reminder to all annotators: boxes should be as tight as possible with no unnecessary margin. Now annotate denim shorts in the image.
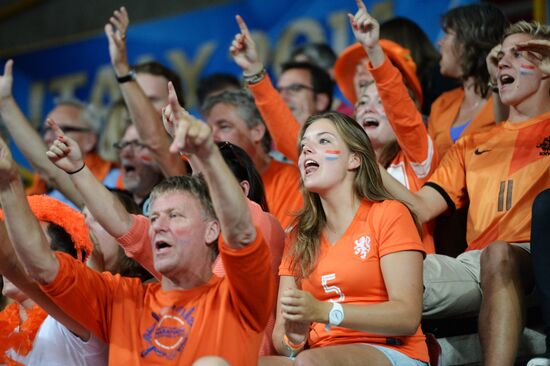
[369,345,429,366]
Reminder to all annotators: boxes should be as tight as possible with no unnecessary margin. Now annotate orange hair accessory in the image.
[334,39,423,106]
[0,303,48,365]
[0,195,93,261]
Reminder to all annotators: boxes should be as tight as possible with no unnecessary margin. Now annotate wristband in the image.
[67,163,86,175]
[243,69,266,85]
[283,334,306,360]
[116,70,136,84]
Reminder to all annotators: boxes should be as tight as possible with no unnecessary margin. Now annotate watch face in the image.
[332,309,344,323]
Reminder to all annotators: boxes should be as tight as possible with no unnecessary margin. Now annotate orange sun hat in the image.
[334,39,423,106]
[0,195,93,261]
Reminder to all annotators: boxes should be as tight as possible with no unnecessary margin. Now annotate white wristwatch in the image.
[326,302,344,331]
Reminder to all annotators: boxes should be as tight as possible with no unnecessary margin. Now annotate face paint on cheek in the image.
[137,153,155,166]
[520,64,536,75]
[324,149,341,161]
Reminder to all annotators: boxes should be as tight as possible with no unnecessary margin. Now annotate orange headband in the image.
[0,195,93,261]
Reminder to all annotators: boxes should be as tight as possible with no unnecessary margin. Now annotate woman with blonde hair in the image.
[262,111,428,366]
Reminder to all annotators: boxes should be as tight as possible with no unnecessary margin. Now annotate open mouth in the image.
[499,74,515,86]
[304,159,319,175]
[122,163,136,174]
[155,240,173,253]
[360,118,380,129]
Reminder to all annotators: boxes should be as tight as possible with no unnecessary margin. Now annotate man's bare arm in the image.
[0,222,91,340]
[165,83,256,248]
[0,61,84,207]
[46,120,133,237]
[0,137,59,284]
[105,7,186,177]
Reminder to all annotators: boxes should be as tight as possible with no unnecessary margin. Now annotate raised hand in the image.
[486,44,501,84]
[45,119,85,174]
[516,39,550,74]
[0,60,14,106]
[104,6,130,75]
[0,135,19,186]
[161,82,185,138]
[348,0,379,49]
[162,82,214,158]
[229,15,264,76]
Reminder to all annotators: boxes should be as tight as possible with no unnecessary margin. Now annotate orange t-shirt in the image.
[279,200,429,363]
[41,229,274,366]
[116,199,284,356]
[369,57,438,253]
[428,88,495,158]
[26,153,115,195]
[426,112,550,250]
[262,159,303,230]
[248,75,300,163]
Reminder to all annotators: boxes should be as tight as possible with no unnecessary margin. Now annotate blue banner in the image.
[2,0,477,169]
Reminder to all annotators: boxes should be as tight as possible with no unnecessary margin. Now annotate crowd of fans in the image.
[0,1,549,365]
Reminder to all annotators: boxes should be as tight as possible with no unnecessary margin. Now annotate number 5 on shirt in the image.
[321,273,345,302]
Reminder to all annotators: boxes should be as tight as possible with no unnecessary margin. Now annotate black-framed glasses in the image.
[113,139,148,150]
[42,125,92,134]
[276,83,315,95]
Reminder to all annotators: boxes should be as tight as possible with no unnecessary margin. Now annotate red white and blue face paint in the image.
[324,149,341,160]
[519,64,536,75]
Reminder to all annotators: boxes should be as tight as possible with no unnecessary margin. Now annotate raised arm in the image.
[45,119,133,238]
[516,39,550,74]
[349,0,435,175]
[165,83,256,247]
[230,15,300,162]
[0,136,59,284]
[0,221,91,340]
[105,7,186,177]
[0,60,84,207]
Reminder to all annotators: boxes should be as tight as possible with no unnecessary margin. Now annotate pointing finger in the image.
[4,59,13,77]
[236,15,250,37]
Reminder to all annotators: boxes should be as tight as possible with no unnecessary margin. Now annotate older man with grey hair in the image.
[201,89,302,230]
[0,58,119,208]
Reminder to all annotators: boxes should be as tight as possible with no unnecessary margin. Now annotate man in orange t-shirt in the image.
[380,22,550,365]
[3,104,275,365]
[201,89,302,230]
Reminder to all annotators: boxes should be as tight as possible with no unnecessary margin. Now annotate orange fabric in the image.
[116,200,285,356]
[248,74,300,163]
[427,112,550,250]
[26,153,115,195]
[212,201,284,356]
[369,56,438,253]
[261,159,303,230]
[41,227,274,366]
[0,303,48,365]
[428,88,495,158]
[334,41,423,106]
[279,200,428,363]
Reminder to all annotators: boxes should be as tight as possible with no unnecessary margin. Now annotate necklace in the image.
[0,302,47,365]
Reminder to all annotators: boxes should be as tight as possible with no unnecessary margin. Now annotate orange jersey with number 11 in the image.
[426,112,550,250]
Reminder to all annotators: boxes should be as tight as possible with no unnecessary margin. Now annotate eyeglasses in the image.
[276,83,315,95]
[42,125,92,134]
[113,139,148,150]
